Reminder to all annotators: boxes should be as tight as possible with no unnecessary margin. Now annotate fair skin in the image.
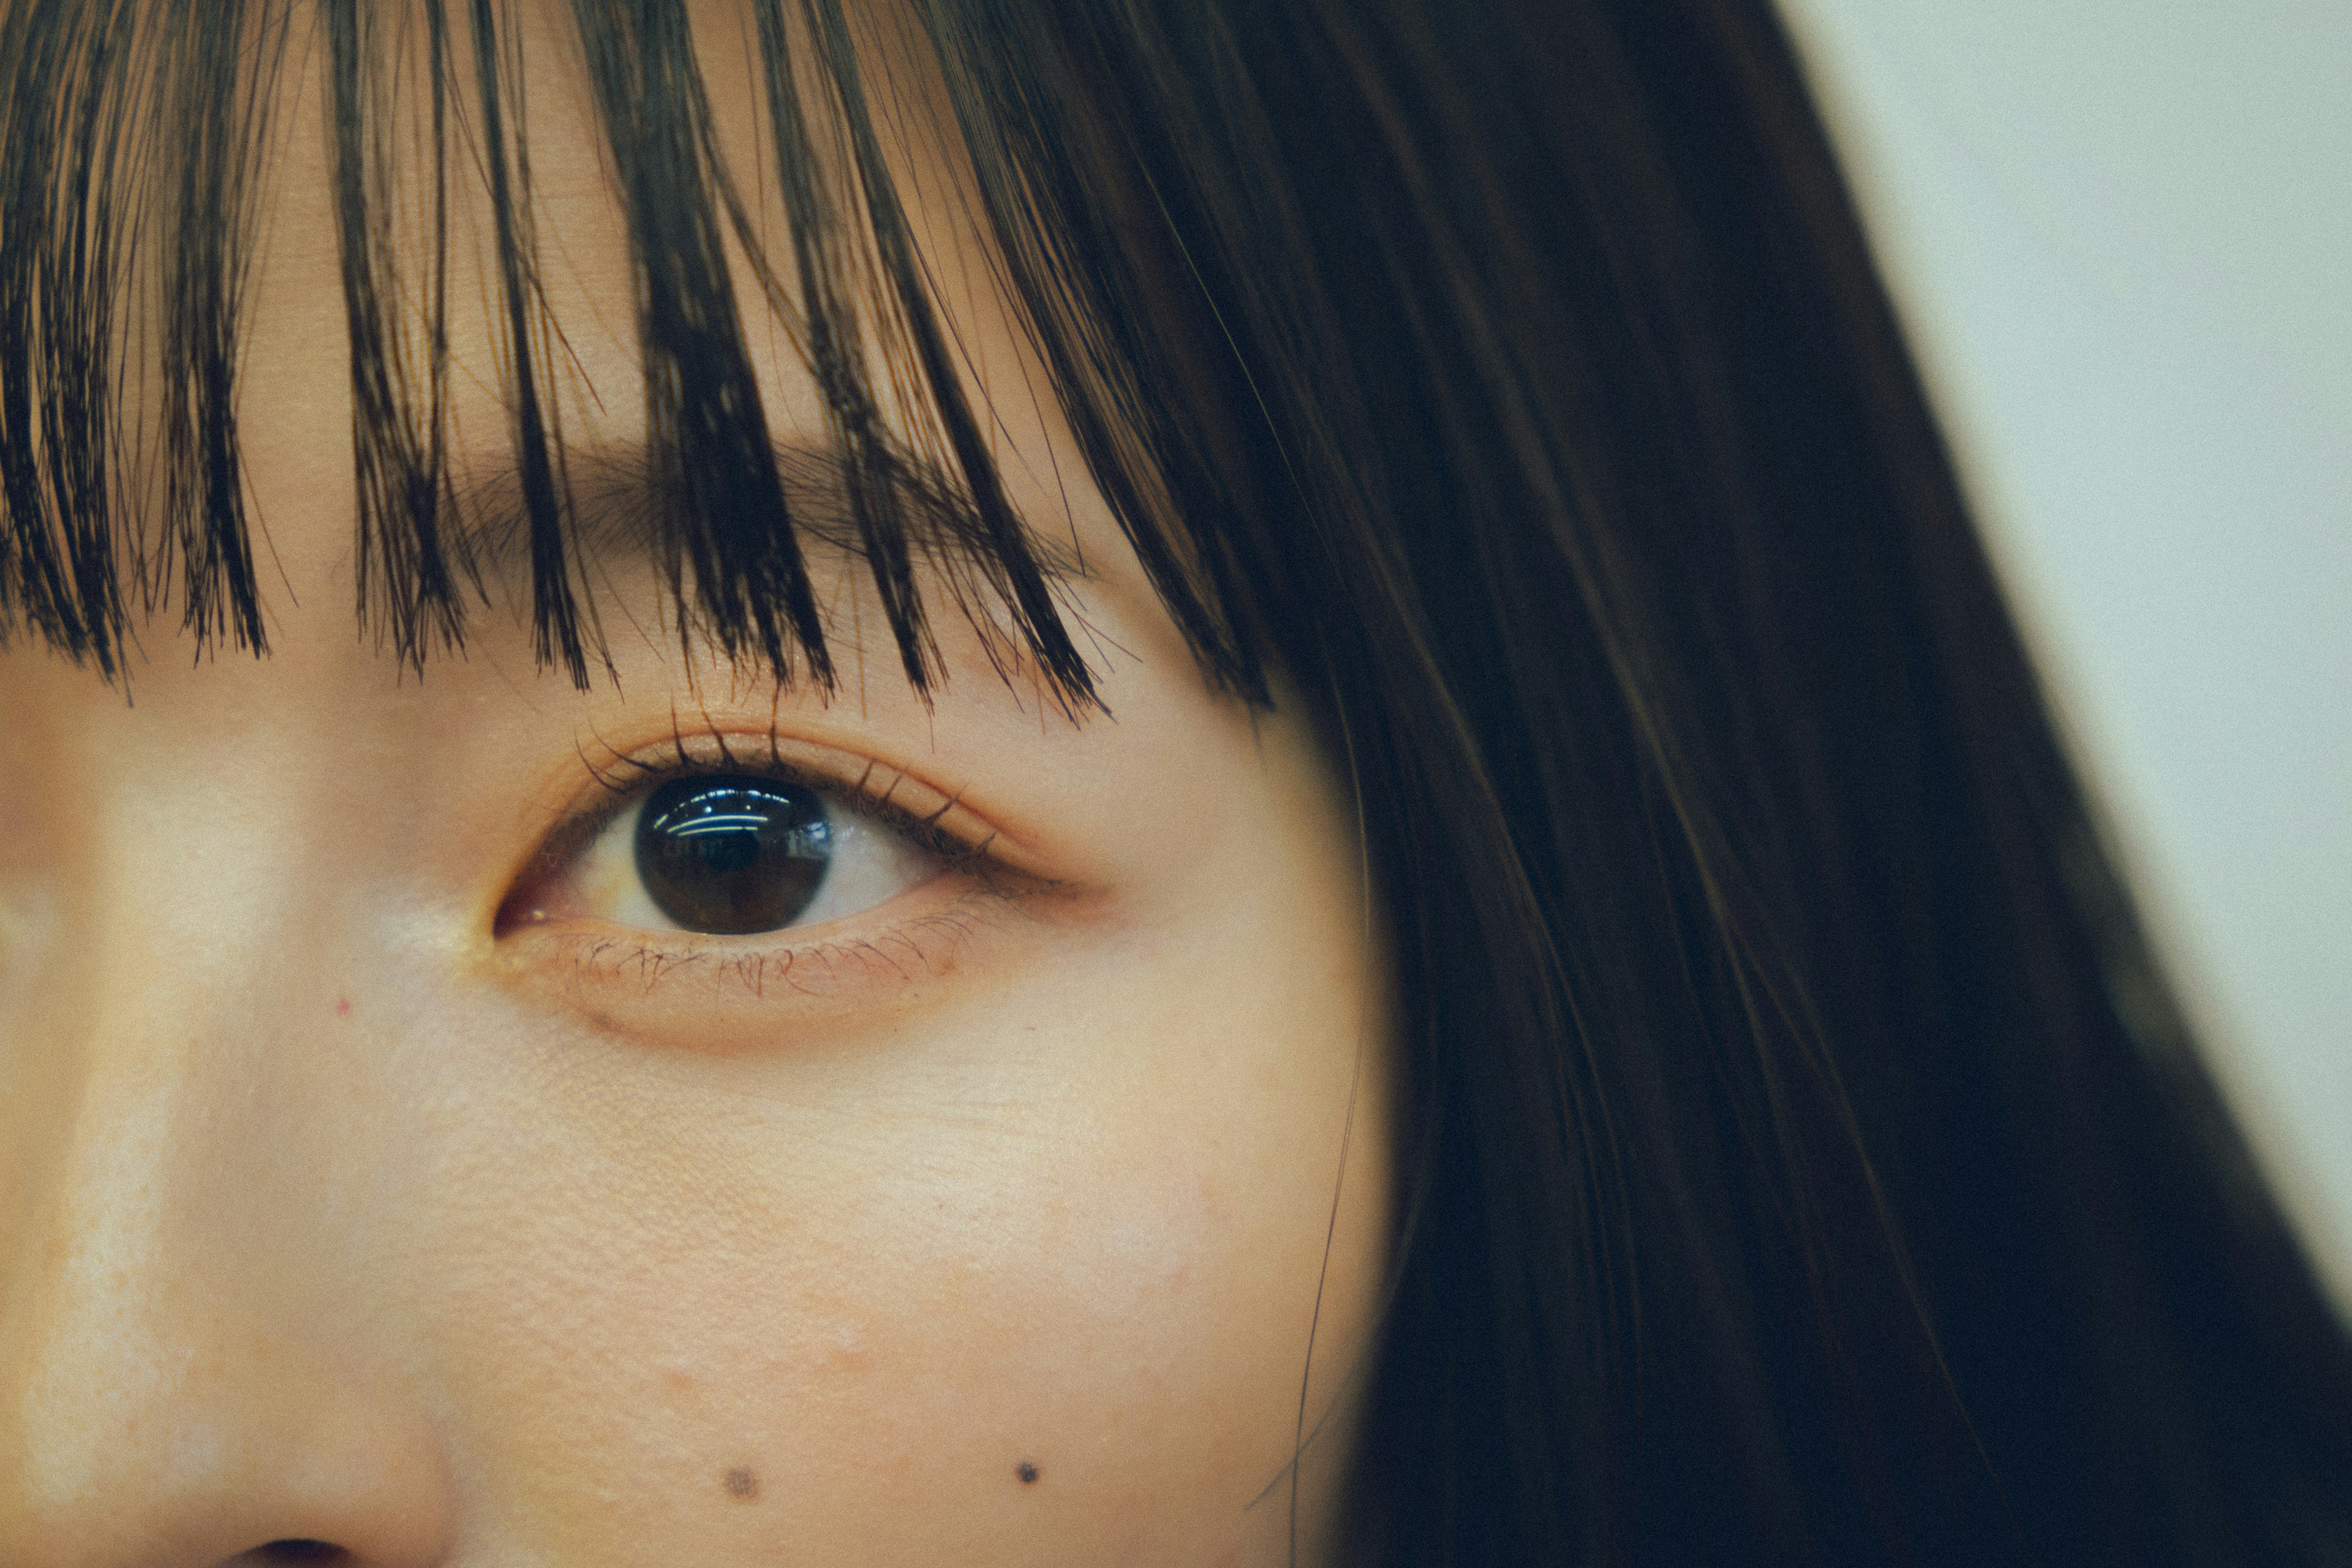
[0,10,1395,1566]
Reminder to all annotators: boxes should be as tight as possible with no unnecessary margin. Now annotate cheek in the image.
[380,940,1389,1565]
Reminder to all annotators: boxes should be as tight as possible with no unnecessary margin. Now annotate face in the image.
[0,11,1395,1566]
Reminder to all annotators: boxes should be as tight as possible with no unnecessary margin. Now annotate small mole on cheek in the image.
[723,1468,761,1501]
[1017,1461,1039,1485]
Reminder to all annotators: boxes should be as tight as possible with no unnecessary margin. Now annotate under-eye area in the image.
[512,884,1023,1000]
[495,837,1052,1049]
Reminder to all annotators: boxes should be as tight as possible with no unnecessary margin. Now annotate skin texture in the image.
[0,8,1396,1565]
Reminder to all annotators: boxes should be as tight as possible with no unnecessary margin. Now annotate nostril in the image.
[254,1544,346,1563]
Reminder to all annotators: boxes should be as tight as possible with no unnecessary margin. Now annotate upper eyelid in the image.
[564,732,1000,868]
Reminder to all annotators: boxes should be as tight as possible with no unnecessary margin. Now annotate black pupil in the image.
[633,775,832,935]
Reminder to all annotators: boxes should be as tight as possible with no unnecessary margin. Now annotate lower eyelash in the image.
[530,884,1017,1000]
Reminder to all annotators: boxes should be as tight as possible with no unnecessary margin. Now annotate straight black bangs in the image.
[0,0,1255,707]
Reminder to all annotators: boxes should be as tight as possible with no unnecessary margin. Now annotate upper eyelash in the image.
[564,723,1000,873]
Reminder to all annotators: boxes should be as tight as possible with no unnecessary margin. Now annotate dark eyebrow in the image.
[451,437,1088,590]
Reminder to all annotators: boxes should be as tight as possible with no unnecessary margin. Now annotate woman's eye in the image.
[519,772,945,938]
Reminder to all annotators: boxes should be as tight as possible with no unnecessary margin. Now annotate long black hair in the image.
[6,2,2350,1562]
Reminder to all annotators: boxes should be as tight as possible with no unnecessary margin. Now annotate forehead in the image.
[11,0,1142,698]
[272,2,1106,587]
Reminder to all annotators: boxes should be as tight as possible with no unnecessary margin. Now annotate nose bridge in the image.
[0,763,453,1566]
[4,1033,238,1536]
[3,739,322,1385]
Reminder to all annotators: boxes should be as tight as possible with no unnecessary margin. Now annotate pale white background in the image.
[1777,1,2352,1298]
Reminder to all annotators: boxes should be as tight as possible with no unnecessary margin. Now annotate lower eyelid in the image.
[491,875,1035,1046]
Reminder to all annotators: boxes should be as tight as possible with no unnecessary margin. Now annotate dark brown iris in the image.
[633,776,832,934]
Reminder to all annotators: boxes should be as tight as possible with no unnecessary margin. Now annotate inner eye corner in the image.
[491,883,553,941]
